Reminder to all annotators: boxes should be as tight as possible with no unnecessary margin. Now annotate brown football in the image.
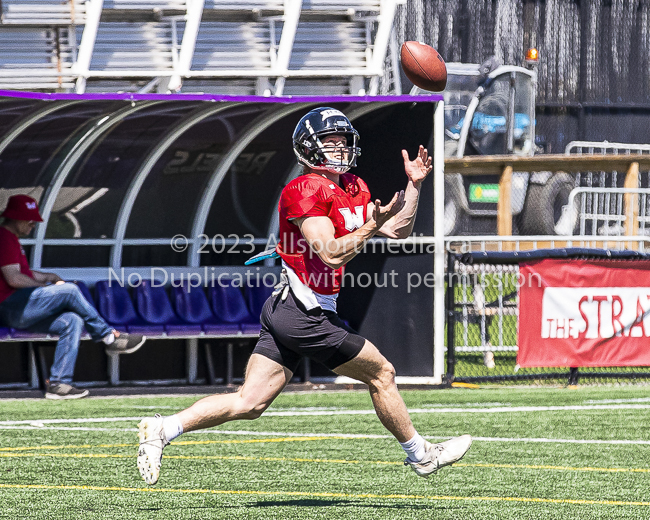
[400,41,447,92]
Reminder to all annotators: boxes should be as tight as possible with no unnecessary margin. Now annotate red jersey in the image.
[0,227,33,303]
[276,172,372,295]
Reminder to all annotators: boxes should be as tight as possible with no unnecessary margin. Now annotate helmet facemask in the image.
[293,108,361,174]
[308,129,360,174]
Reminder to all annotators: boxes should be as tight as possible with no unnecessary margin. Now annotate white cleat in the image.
[484,350,495,369]
[404,434,472,478]
[137,414,169,485]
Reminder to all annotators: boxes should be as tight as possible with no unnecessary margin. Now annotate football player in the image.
[137,107,472,484]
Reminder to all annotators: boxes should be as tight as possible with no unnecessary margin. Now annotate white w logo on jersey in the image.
[339,206,365,231]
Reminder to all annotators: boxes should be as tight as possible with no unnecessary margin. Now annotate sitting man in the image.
[0,195,146,399]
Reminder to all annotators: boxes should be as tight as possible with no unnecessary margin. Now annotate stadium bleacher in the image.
[0,0,402,95]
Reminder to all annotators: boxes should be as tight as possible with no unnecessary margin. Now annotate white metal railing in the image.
[20,234,631,254]
[565,140,650,192]
[21,238,271,246]
[566,141,650,155]
[565,187,650,237]
[1,0,86,25]
[563,141,650,236]
[102,1,187,9]
[444,235,650,253]
[454,261,518,353]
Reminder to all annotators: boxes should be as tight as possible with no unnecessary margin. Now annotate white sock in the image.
[102,333,115,345]
[400,432,427,462]
[162,415,184,442]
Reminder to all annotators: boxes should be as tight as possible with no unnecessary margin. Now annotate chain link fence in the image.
[446,250,650,384]
[397,0,650,105]
[397,1,650,152]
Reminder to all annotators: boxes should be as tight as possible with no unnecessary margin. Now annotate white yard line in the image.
[0,426,134,432]
[262,404,650,416]
[1,403,650,427]
[469,436,650,445]
[202,430,650,445]
[0,417,143,426]
[583,397,650,404]
[0,424,648,445]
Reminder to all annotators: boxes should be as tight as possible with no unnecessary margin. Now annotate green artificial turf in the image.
[0,385,649,519]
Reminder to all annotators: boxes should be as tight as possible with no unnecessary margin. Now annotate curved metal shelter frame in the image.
[0,89,446,381]
[0,100,82,157]
[188,102,313,265]
[0,91,442,263]
[110,102,236,268]
[32,100,162,268]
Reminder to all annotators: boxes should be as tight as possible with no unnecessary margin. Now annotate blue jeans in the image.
[0,283,113,385]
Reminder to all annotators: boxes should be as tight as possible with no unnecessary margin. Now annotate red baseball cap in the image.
[1,195,43,222]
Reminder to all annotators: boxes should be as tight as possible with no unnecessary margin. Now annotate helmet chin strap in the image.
[308,163,351,174]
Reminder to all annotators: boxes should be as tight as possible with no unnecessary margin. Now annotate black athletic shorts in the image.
[252,288,366,373]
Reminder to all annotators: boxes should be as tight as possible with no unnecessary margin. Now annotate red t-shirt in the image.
[0,227,34,303]
[276,173,372,295]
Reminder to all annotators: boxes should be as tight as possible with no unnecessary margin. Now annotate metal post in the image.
[74,0,103,93]
[433,100,446,384]
[186,338,198,384]
[445,251,456,385]
[624,162,640,240]
[203,342,217,385]
[368,0,399,95]
[107,353,119,385]
[37,345,50,384]
[226,342,234,386]
[506,72,516,153]
[272,0,302,95]
[497,165,513,236]
[165,0,205,92]
[27,342,40,389]
[303,357,311,383]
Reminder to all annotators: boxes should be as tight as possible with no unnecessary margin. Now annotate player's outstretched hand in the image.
[402,145,433,184]
[372,191,405,229]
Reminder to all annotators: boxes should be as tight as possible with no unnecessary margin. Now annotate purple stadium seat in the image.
[246,285,274,320]
[171,284,240,336]
[134,280,201,336]
[209,284,260,335]
[95,280,160,335]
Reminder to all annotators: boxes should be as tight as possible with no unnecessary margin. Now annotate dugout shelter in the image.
[0,90,448,389]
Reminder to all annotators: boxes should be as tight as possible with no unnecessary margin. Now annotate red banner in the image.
[518,259,650,367]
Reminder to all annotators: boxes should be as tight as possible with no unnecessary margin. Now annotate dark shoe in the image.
[105,332,146,355]
[45,382,89,400]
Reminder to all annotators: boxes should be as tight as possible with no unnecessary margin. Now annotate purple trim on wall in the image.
[0,90,443,104]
